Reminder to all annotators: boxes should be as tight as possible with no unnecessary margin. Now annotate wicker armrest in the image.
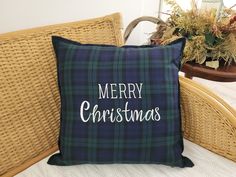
[179,76,236,162]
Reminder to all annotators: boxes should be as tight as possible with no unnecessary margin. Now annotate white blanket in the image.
[16,139,236,177]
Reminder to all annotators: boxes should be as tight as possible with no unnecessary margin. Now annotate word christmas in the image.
[79,83,161,123]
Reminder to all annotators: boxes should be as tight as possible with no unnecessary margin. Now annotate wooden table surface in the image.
[181,62,236,82]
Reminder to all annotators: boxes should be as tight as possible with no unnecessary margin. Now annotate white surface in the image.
[178,72,236,109]
[0,0,159,45]
[193,77,236,109]
[15,139,236,177]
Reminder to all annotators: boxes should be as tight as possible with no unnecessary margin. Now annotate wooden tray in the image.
[181,62,236,82]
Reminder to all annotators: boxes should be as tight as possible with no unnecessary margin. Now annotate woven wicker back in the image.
[0,13,123,177]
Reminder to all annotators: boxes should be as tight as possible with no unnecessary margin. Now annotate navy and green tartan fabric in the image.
[48,36,193,167]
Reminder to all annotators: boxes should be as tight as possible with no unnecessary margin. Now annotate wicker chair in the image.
[0,13,235,177]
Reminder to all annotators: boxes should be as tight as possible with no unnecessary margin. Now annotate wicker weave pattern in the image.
[180,76,236,162]
[0,13,123,176]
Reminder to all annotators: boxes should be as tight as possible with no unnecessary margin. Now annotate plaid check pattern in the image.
[48,36,193,167]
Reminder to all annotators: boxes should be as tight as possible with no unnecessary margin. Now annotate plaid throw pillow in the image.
[48,36,193,167]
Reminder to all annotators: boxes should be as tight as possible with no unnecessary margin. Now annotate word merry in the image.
[80,101,161,123]
[98,83,143,99]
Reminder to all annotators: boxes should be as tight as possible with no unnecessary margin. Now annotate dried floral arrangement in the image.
[152,0,236,68]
